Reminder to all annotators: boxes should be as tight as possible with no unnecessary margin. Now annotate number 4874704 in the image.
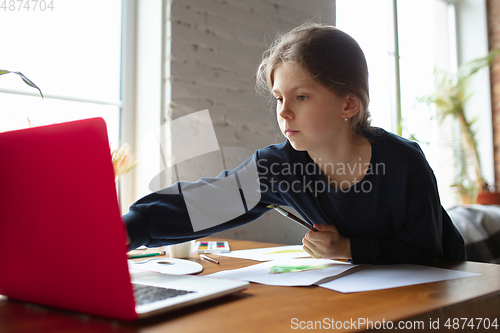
[444,318,498,330]
[1,0,54,11]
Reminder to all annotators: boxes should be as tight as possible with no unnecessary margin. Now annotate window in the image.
[337,0,491,208]
[0,0,123,149]
[336,0,393,132]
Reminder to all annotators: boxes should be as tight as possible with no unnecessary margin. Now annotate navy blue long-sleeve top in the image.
[123,129,466,264]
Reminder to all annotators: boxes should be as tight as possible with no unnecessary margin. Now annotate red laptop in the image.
[0,118,248,320]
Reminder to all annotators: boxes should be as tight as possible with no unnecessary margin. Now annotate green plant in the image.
[0,70,43,98]
[420,49,500,201]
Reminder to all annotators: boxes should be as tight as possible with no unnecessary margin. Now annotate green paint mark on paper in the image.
[263,249,305,255]
[268,264,331,274]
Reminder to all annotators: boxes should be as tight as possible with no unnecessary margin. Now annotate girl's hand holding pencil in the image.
[266,205,351,260]
[302,224,352,260]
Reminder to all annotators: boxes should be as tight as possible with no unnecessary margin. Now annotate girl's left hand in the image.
[302,224,352,260]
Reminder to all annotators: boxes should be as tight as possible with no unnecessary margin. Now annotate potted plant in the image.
[420,49,500,204]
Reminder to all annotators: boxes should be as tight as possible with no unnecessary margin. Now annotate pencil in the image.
[200,254,220,264]
[127,251,166,259]
[267,204,318,232]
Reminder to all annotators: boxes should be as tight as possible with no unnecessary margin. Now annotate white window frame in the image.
[385,0,493,205]
[119,0,169,213]
[453,0,494,189]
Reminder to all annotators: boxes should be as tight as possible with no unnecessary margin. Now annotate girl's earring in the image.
[344,117,348,122]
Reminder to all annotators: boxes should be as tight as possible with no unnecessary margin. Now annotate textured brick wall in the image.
[169,0,335,151]
[167,0,335,243]
[488,0,500,189]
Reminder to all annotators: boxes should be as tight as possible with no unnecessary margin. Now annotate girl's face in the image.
[272,62,350,153]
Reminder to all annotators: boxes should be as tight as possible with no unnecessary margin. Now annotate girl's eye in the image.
[275,96,283,104]
[297,95,308,101]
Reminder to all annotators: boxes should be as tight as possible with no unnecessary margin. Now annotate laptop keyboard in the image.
[132,284,196,306]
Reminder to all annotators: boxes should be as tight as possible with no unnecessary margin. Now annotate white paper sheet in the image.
[216,245,311,261]
[318,264,481,293]
[207,258,356,286]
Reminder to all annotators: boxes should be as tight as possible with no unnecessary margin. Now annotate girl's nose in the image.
[278,101,294,120]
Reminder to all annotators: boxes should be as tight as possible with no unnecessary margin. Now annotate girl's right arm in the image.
[123,152,287,250]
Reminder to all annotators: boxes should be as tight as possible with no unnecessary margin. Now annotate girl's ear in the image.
[343,95,361,118]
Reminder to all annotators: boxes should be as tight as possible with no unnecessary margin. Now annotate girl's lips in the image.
[285,130,299,137]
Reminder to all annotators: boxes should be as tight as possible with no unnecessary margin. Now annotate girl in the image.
[123,23,466,264]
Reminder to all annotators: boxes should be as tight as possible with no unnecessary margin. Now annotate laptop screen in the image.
[0,118,137,320]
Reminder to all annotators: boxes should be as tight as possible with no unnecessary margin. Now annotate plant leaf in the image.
[0,69,44,98]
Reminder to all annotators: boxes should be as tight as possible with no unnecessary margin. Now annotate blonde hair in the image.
[257,23,375,138]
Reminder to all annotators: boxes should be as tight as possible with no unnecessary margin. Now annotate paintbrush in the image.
[267,204,318,232]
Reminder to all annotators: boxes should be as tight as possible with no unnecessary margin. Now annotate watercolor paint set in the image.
[195,241,230,253]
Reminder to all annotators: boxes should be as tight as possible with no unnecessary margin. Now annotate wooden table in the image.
[1,238,499,332]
